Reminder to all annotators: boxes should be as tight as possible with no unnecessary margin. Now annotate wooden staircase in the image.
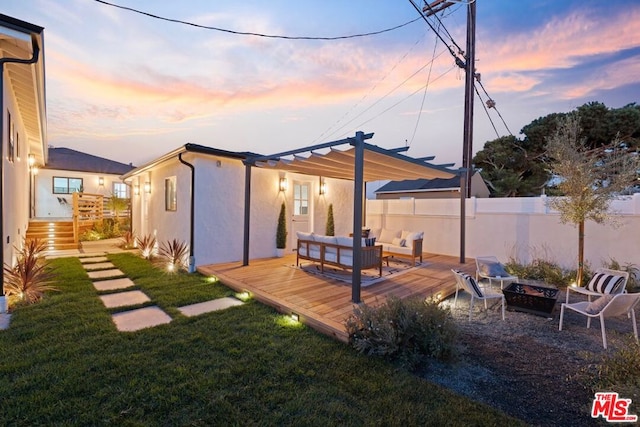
[26,220,79,251]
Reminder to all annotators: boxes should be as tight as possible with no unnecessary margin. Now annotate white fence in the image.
[366,194,640,270]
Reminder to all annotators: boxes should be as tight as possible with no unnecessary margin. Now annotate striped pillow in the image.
[585,273,625,294]
[456,270,484,298]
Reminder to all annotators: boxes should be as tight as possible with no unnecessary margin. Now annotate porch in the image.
[197,253,474,342]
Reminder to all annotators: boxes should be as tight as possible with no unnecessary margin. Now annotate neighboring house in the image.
[121,143,356,269]
[1,14,46,307]
[375,171,490,199]
[34,147,135,218]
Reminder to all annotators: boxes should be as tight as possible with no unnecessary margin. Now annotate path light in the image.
[291,313,300,322]
[206,275,218,283]
[570,281,577,288]
[236,291,251,301]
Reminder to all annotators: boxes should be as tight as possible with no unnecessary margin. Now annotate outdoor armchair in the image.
[559,293,640,349]
[475,256,518,290]
[565,268,628,304]
[452,269,505,321]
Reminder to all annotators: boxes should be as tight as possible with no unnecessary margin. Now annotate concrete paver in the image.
[100,290,150,308]
[87,269,125,279]
[178,297,244,317]
[80,256,109,264]
[112,306,172,332]
[93,278,136,292]
[83,262,116,271]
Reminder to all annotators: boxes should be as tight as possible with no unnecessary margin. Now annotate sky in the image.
[2,0,640,168]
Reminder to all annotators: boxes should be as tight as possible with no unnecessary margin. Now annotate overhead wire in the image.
[476,79,513,136]
[94,0,422,40]
[474,84,500,139]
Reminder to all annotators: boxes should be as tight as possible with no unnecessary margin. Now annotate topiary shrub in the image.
[326,204,335,236]
[344,296,457,370]
[276,202,287,249]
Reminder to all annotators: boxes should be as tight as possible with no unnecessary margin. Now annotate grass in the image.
[0,253,522,425]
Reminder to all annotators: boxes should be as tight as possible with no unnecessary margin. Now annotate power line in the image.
[94,0,422,40]
[474,84,500,139]
[476,78,513,136]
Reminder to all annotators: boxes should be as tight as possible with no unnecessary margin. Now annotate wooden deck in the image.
[197,253,475,343]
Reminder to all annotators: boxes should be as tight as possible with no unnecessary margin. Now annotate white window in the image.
[294,183,309,216]
[165,176,177,211]
[113,182,128,198]
[53,177,83,194]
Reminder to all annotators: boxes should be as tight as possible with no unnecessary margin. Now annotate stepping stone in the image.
[178,297,244,317]
[80,256,108,264]
[100,290,150,308]
[93,278,136,292]
[112,306,172,332]
[83,262,116,271]
[87,269,125,279]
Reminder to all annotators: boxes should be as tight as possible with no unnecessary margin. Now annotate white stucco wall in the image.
[127,151,355,267]
[3,79,32,266]
[34,169,126,218]
[366,195,640,270]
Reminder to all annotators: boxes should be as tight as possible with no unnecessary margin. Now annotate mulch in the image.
[420,289,639,427]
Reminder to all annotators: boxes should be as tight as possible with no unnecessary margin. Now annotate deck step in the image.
[26,220,78,250]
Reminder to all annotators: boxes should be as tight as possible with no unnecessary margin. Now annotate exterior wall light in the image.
[98,176,104,186]
[144,182,151,194]
[279,177,288,192]
[28,153,35,166]
[133,184,140,196]
[319,178,327,196]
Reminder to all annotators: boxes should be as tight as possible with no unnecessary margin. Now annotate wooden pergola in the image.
[242,131,456,303]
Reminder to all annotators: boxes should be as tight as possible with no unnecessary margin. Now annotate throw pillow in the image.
[456,271,483,297]
[391,237,406,247]
[378,228,397,244]
[480,260,509,278]
[586,273,625,294]
[585,294,614,314]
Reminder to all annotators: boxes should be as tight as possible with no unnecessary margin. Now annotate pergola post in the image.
[351,131,365,303]
[242,161,252,266]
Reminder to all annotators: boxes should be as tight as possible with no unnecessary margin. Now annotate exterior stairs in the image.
[26,220,79,251]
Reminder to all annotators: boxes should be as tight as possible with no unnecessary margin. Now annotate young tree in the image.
[546,114,640,285]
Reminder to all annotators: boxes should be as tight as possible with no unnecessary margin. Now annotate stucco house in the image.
[0,14,47,311]
[121,143,356,269]
[34,146,135,218]
[375,171,490,199]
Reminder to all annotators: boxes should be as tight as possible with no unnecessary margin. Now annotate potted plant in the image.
[276,202,287,257]
[326,203,335,236]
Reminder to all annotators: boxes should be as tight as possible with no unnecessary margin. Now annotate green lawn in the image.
[0,253,522,426]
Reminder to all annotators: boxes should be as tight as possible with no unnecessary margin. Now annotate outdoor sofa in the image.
[296,232,383,276]
[368,228,424,266]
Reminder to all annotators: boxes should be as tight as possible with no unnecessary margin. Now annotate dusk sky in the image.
[3,0,640,168]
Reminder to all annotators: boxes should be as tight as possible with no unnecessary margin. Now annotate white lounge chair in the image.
[475,256,518,290]
[452,269,505,321]
[559,293,640,349]
[565,268,628,304]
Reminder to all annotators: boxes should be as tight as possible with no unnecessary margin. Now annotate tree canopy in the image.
[473,102,640,197]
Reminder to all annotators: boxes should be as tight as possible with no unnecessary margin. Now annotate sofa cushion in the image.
[403,231,424,249]
[335,236,353,247]
[378,228,398,244]
[315,235,337,245]
[296,231,314,241]
[384,245,413,256]
[337,247,353,259]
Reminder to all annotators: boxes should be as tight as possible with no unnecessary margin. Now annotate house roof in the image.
[375,174,462,194]
[121,143,255,179]
[0,14,47,164]
[45,147,136,175]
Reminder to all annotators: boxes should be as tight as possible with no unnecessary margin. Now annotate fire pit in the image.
[503,282,559,317]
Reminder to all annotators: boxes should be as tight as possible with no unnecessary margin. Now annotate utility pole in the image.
[421,0,476,263]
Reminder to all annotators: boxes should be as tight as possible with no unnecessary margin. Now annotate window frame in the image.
[53,176,83,194]
[165,176,177,211]
[112,182,128,199]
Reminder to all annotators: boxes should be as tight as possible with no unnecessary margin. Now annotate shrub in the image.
[3,239,57,306]
[505,257,582,288]
[604,259,640,291]
[344,296,457,370]
[119,230,137,249]
[592,339,640,399]
[136,234,157,259]
[276,202,287,249]
[326,204,335,236]
[158,239,189,273]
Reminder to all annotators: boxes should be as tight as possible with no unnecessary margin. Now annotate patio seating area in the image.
[197,252,475,342]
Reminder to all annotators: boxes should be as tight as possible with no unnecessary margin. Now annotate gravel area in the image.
[420,288,639,427]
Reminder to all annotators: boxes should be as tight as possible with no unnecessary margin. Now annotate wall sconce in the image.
[279,177,288,192]
[319,178,327,196]
[98,176,104,186]
[133,184,140,196]
[32,166,39,175]
[28,153,35,167]
[144,182,151,194]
